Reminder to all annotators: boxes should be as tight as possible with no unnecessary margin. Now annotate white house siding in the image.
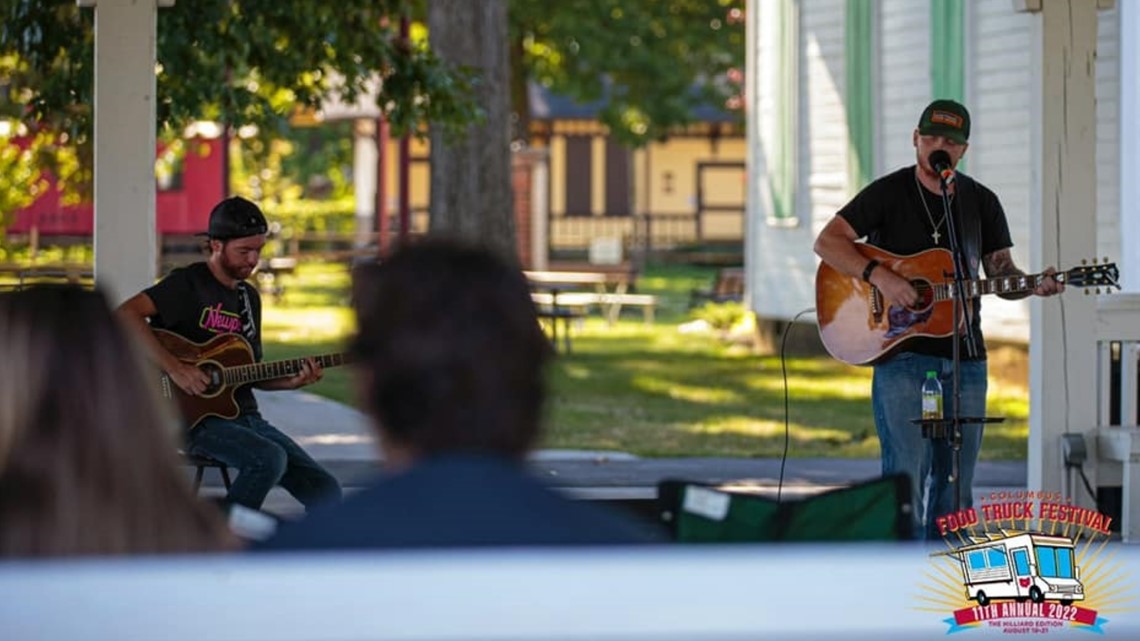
[1096,6,1120,269]
[746,0,786,310]
[965,1,1034,341]
[802,0,848,226]
[878,0,929,173]
[748,0,1124,338]
[750,0,849,320]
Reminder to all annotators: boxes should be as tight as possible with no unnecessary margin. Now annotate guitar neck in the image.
[932,272,1054,302]
[224,353,348,386]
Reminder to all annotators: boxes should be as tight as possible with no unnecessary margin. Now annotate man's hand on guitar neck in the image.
[982,249,1064,300]
[258,357,324,391]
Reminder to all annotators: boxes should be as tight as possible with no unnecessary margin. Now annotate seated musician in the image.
[116,196,341,512]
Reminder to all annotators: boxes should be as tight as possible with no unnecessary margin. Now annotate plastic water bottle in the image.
[921,371,943,420]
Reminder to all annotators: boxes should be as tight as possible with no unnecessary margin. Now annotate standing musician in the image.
[117,196,341,512]
[813,100,1063,539]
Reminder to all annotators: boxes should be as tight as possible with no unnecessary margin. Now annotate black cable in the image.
[1077,466,1097,504]
[777,307,817,504]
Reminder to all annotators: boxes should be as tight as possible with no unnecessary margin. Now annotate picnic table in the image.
[524,270,658,352]
[525,270,656,323]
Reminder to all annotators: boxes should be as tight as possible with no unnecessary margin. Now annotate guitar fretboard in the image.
[224,353,348,386]
[931,272,1057,302]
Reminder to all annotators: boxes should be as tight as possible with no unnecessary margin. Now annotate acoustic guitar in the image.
[815,245,1119,366]
[154,328,348,425]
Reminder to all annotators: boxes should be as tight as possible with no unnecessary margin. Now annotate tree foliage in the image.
[0,0,479,156]
[509,0,745,146]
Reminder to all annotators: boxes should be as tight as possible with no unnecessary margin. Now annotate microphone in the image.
[928,150,955,185]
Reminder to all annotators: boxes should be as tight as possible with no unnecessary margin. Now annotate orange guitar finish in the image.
[816,246,958,366]
[815,246,1117,366]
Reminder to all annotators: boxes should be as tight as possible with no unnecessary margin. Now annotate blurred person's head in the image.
[0,286,233,556]
[350,240,552,467]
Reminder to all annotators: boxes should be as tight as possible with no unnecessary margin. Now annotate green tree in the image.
[0,131,43,238]
[0,0,479,175]
[509,0,745,146]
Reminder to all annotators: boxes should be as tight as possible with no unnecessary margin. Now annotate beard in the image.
[220,254,255,281]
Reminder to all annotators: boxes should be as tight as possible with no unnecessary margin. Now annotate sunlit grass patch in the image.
[259,261,1032,460]
[262,306,354,343]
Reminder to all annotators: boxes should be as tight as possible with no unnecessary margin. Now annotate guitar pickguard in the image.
[885,304,933,338]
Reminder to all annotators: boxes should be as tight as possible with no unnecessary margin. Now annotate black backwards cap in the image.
[200,196,268,240]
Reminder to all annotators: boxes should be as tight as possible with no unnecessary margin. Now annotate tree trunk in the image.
[428,0,516,262]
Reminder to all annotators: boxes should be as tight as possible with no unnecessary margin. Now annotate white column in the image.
[1026,0,1100,506]
[530,150,549,271]
[352,119,378,246]
[1121,1,1140,291]
[86,0,168,304]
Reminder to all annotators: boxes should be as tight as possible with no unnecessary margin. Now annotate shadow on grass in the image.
[259,262,1028,460]
[543,324,1028,460]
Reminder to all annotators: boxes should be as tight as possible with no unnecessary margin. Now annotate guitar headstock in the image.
[1063,258,1120,294]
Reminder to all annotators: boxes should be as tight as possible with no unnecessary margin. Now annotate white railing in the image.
[2,545,1139,640]
[1095,293,1140,542]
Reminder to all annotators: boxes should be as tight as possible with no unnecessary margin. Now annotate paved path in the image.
[210,390,1026,517]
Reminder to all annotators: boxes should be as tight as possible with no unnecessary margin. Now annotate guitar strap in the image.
[237,282,260,352]
[954,172,983,358]
[954,172,982,280]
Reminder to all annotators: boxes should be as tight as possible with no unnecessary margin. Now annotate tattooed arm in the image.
[982,248,1064,299]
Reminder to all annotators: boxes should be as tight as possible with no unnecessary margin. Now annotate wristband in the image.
[861,259,880,283]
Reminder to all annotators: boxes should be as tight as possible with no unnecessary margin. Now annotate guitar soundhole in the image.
[198,363,225,396]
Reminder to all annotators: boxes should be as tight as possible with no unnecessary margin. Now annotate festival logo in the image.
[918,491,1132,635]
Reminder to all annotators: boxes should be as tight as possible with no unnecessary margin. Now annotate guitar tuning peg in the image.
[1104,257,1109,263]
[1084,289,1090,295]
[1081,259,1088,265]
[1096,288,1102,295]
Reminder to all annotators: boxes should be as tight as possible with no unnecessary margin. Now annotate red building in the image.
[6,136,225,237]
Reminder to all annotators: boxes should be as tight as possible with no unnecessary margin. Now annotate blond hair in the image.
[0,286,233,556]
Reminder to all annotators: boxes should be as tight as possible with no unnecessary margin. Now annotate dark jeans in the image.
[188,413,342,511]
[872,353,987,540]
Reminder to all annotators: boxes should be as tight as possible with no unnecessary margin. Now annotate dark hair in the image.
[0,286,233,556]
[350,240,553,458]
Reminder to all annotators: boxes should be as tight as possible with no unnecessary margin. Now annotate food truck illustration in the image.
[937,532,1085,606]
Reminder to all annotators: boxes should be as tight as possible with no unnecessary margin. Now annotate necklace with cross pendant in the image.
[914,170,950,245]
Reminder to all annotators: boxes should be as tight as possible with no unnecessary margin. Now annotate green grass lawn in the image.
[260,261,1031,460]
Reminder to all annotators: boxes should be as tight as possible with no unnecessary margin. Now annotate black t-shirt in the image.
[837,166,1013,360]
[145,262,263,417]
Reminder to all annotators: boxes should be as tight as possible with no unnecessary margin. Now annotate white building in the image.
[746,0,1136,337]
[744,0,1140,540]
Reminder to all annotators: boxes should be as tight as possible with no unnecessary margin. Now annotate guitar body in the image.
[816,246,964,366]
[154,329,256,425]
[816,247,1116,366]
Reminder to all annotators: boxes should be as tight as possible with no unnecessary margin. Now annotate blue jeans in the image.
[872,353,987,540]
[188,413,342,511]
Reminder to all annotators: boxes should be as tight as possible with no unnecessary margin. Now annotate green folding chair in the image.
[658,474,914,543]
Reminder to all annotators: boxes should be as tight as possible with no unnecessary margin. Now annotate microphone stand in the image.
[938,172,973,515]
[912,159,1003,534]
